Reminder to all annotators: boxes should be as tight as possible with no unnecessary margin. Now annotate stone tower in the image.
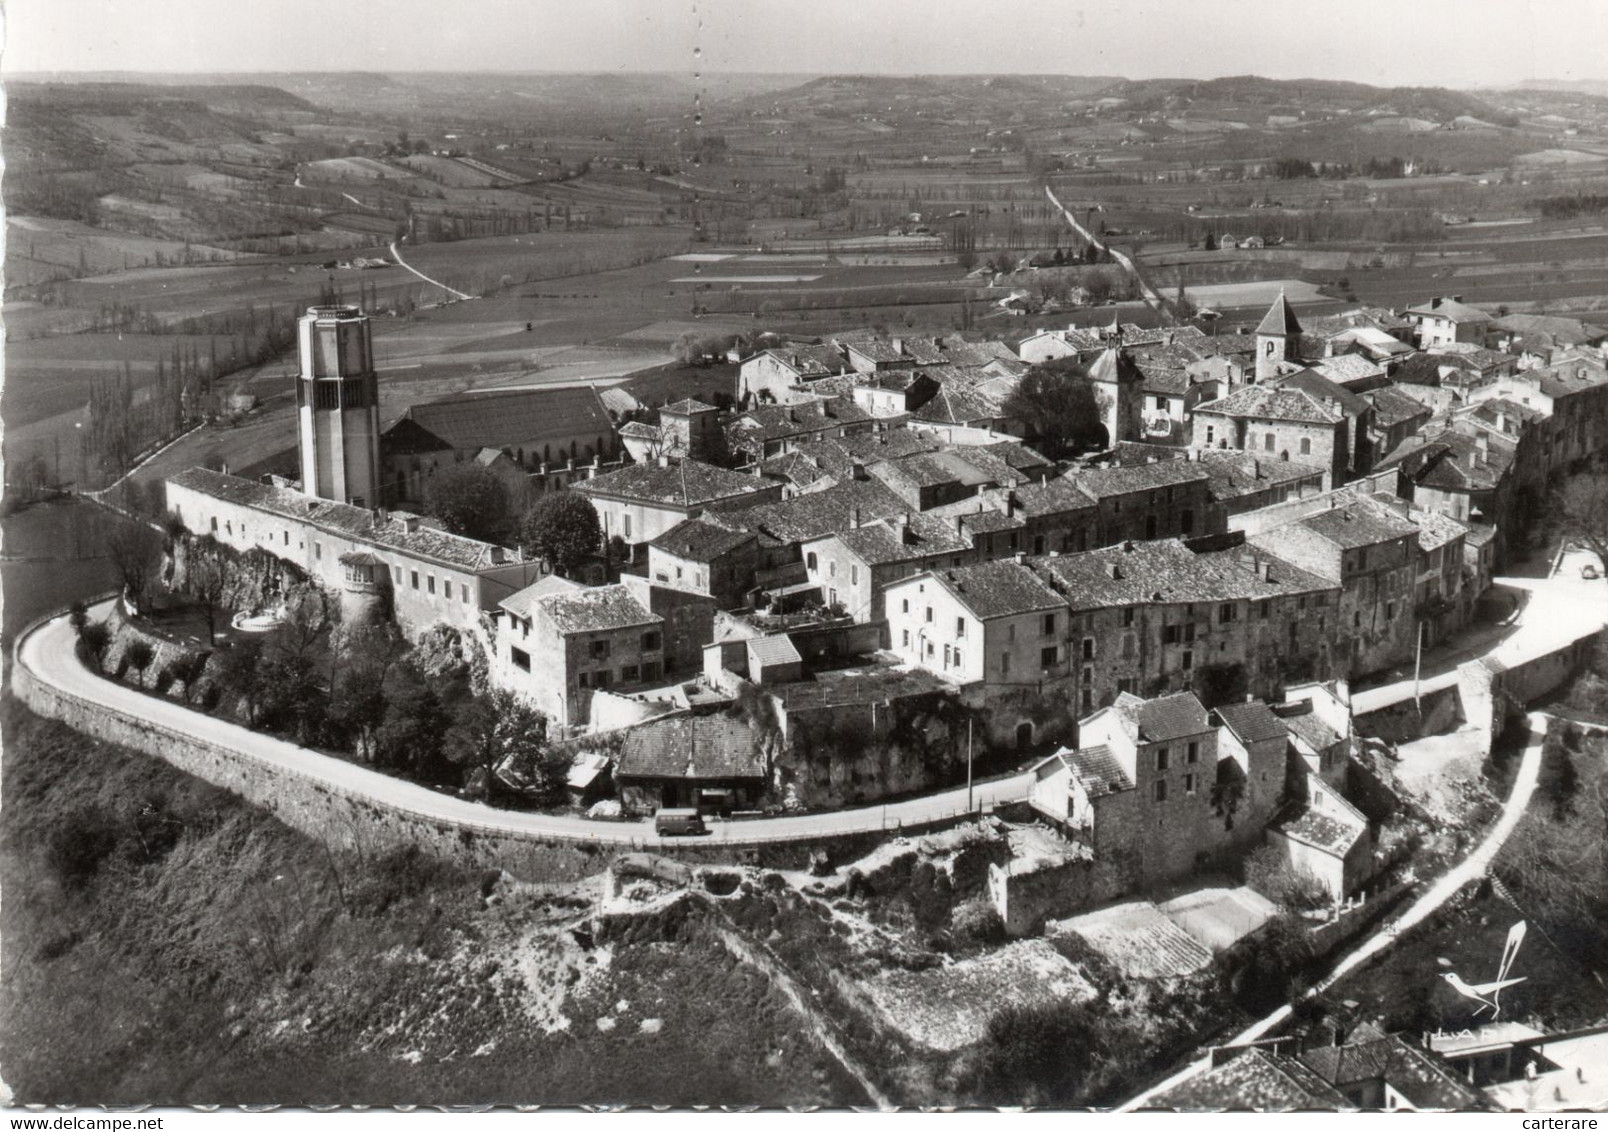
[296,305,381,506]
[658,398,724,463]
[1255,290,1302,383]
[337,550,387,626]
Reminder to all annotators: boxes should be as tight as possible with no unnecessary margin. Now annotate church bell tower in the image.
[296,305,380,507]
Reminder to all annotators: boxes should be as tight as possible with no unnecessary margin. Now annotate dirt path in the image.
[389,239,474,302]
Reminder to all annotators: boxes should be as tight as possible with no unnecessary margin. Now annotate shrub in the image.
[77,621,112,668]
[45,804,121,889]
[950,899,1005,949]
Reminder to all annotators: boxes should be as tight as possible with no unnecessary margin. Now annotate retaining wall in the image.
[13,610,964,877]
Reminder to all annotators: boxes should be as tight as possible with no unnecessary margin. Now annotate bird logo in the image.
[1440,921,1528,1020]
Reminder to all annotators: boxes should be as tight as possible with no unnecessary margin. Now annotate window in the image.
[1206,425,1215,445]
[641,661,661,682]
[1264,432,1275,452]
[510,647,531,672]
[642,632,660,651]
[1145,515,1158,539]
[283,531,289,546]
[594,670,611,690]
[411,570,420,590]
[1181,509,1194,535]
[807,552,819,571]
[427,575,436,595]
[926,640,935,658]
[925,606,934,623]
[1081,665,1093,685]
[1082,637,1095,660]
[1164,625,1181,645]
[394,566,402,583]
[1357,548,1369,571]
[1043,613,1056,636]
[1386,601,1396,620]
[956,617,966,638]
[1154,780,1169,803]
[623,513,632,539]
[850,565,859,586]
[1299,437,1312,456]
[1218,603,1236,624]
[1354,611,1362,629]
[314,542,321,560]
[210,517,219,533]
[1182,649,1194,671]
[1184,773,1198,795]
[1123,608,1135,627]
[1156,748,1170,772]
[1007,624,1016,642]
[590,639,611,660]
[954,649,963,668]
[444,581,452,600]
[463,585,472,604]
[621,664,640,682]
[1117,677,1138,695]
[1258,600,1270,621]
[578,672,591,689]
[902,629,910,648]
[1187,741,1199,764]
[1000,652,1011,675]
[1040,645,1058,667]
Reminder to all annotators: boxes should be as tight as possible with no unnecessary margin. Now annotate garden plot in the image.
[1047,901,1213,980]
[1157,886,1277,953]
[856,940,1095,1054]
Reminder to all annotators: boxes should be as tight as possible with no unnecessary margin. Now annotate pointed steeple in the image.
[1257,289,1302,338]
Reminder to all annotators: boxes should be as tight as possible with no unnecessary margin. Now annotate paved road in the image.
[1353,557,1608,715]
[388,239,474,302]
[15,601,1029,849]
[1120,712,1549,1111]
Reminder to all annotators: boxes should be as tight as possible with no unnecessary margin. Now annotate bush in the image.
[950,899,1005,949]
[45,804,121,889]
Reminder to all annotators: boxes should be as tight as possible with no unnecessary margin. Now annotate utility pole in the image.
[966,718,974,814]
[1413,620,1424,712]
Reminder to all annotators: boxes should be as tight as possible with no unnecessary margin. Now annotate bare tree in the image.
[1553,472,1608,576]
[187,552,230,647]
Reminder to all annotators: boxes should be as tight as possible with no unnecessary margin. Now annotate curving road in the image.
[14,600,1029,850]
[1122,710,1549,1111]
[388,239,474,302]
[1044,184,1164,311]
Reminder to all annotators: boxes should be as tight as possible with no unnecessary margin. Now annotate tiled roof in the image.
[1034,539,1333,609]
[757,450,833,489]
[1272,803,1364,856]
[1257,291,1303,337]
[1278,703,1343,755]
[1272,369,1373,417]
[1072,459,1211,500]
[169,467,521,572]
[395,385,613,451]
[728,397,873,444]
[978,439,1054,472]
[1128,691,1211,742]
[1406,298,1493,323]
[927,559,1065,620]
[1013,476,1098,519]
[1068,745,1133,796]
[1087,346,1142,385]
[649,517,758,562]
[1215,700,1289,745]
[1137,362,1191,397]
[792,430,942,479]
[752,344,847,376]
[1193,384,1345,426]
[573,459,775,508]
[1195,450,1327,501]
[1409,506,1468,552]
[828,512,973,566]
[662,398,717,414]
[747,633,802,668]
[1157,1048,1350,1110]
[614,714,765,781]
[716,478,907,546]
[1313,353,1387,385]
[533,583,661,635]
[498,573,583,619]
[618,421,662,440]
[1366,384,1434,428]
[912,384,998,425]
[1301,1037,1481,1110]
[770,666,952,710]
[1298,499,1419,550]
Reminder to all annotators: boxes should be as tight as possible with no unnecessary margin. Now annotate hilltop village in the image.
[138,291,1606,913]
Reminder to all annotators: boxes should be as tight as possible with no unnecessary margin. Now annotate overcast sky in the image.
[7,0,1607,88]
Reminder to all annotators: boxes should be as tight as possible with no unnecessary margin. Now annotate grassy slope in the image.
[0,701,862,1105]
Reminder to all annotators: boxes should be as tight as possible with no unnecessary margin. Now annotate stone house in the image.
[167,467,541,641]
[800,511,975,624]
[737,344,850,405]
[1069,458,1222,546]
[1246,498,1420,676]
[572,458,784,557]
[1192,383,1352,491]
[648,518,762,609]
[725,397,877,460]
[1405,297,1494,349]
[614,713,767,814]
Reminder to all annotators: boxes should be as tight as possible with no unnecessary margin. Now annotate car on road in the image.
[1583,563,1601,580]
[654,807,707,837]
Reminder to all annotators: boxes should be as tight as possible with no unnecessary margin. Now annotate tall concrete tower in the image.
[296,305,380,506]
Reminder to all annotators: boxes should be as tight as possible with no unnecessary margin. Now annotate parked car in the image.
[1582,563,1601,580]
[654,807,707,837]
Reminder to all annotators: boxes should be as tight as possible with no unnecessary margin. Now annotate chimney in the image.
[851,507,861,529]
[1123,540,1135,552]
[657,453,670,469]
[1105,562,1121,579]
[1431,297,1443,310]
[1257,561,1272,582]
[1006,491,1018,518]
[892,336,904,356]
[400,515,421,533]
[954,514,965,534]
[897,512,912,543]
[1013,551,1026,565]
